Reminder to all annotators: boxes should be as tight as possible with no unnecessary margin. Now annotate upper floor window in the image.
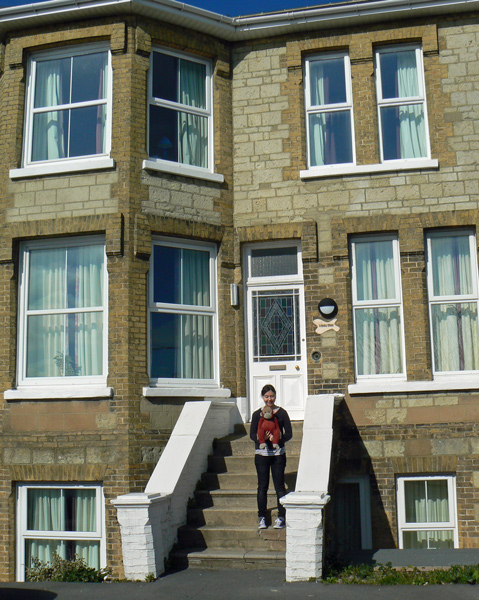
[350,234,405,379]
[149,238,218,385]
[148,49,213,171]
[304,53,354,168]
[24,44,112,167]
[426,230,479,375]
[18,236,107,386]
[375,46,429,162]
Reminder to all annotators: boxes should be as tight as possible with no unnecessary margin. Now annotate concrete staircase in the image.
[170,422,303,570]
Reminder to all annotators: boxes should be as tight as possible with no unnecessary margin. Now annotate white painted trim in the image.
[396,475,458,550]
[300,158,438,179]
[349,378,479,394]
[0,0,479,44]
[143,386,231,398]
[5,386,113,400]
[304,52,355,170]
[142,159,224,183]
[16,483,106,582]
[375,45,431,163]
[10,157,115,179]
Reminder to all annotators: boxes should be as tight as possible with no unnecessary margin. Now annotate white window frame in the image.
[15,235,108,391]
[397,475,458,550]
[304,52,355,173]
[426,229,479,378]
[375,44,431,165]
[11,43,114,179]
[148,237,219,388]
[16,483,106,582]
[143,47,222,183]
[350,234,406,381]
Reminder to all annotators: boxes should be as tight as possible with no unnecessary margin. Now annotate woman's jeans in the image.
[254,453,287,520]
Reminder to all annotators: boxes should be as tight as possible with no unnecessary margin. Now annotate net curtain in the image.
[176,249,212,379]
[309,60,342,166]
[392,51,426,159]
[26,488,99,568]
[178,59,207,168]
[404,480,453,549]
[355,240,402,375]
[26,245,104,378]
[430,236,479,372]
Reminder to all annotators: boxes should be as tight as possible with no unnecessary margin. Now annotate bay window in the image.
[427,230,479,375]
[376,45,429,162]
[17,483,105,581]
[23,44,112,168]
[18,236,107,385]
[397,476,457,549]
[148,49,212,171]
[304,52,354,168]
[350,235,405,378]
[149,238,218,384]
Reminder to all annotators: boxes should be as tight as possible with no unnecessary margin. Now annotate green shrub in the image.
[26,553,111,582]
[323,562,479,585]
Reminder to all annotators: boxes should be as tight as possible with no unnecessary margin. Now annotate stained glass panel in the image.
[252,290,300,361]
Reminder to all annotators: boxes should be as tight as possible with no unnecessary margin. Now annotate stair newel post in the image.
[280,491,330,582]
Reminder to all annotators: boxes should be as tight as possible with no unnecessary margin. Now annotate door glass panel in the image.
[250,247,298,278]
[252,290,300,361]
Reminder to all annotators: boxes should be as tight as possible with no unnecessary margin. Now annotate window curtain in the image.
[310,61,327,166]
[430,236,479,371]
[395,51,425,159]
[176,249,212,378]
[178,59,207,168]
[96,55,108,154]
[26,489,66,567]
[26,489,99,569]
[26,246,104,378]
[403,480,453,549]
[32,59,66,161]
[355,241,402,375]
[309,60,351,166]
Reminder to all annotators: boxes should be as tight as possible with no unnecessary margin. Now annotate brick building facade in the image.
[1,0,479,581]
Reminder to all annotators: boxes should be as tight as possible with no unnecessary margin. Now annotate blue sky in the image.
[0,0,336,16]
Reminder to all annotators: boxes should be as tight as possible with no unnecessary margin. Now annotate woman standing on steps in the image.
[250,384,292,530]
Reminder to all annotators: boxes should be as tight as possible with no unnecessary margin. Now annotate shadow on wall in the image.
[324,399,395,569]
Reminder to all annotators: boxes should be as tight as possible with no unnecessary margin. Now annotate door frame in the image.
[243,241,308,420]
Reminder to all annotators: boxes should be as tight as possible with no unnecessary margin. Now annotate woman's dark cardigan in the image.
[249,406,293,450]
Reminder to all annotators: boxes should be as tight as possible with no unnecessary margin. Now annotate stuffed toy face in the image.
[261,405,274,420]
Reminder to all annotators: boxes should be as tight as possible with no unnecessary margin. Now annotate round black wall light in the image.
[318,298,338,320]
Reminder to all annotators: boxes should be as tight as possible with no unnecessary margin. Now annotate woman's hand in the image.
[265,430,274,442]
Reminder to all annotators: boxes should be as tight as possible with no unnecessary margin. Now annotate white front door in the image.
[244,243,308,420]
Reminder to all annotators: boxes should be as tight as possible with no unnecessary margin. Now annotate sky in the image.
[0,0,337,16]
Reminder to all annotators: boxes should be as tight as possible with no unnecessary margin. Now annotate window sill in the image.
[143,386,231,398]
[4,386,114,400]
[349,378,479,395]
[300,158,439,180]
[142,159,225,184]
[10,157,115,179]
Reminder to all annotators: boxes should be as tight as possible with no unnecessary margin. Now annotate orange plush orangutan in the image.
[257,405,281,450]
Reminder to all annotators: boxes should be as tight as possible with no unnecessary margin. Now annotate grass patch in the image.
[324,562,479,585]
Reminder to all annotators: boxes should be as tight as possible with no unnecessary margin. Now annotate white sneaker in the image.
[273,517,285,529]
[258,517,267,529]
